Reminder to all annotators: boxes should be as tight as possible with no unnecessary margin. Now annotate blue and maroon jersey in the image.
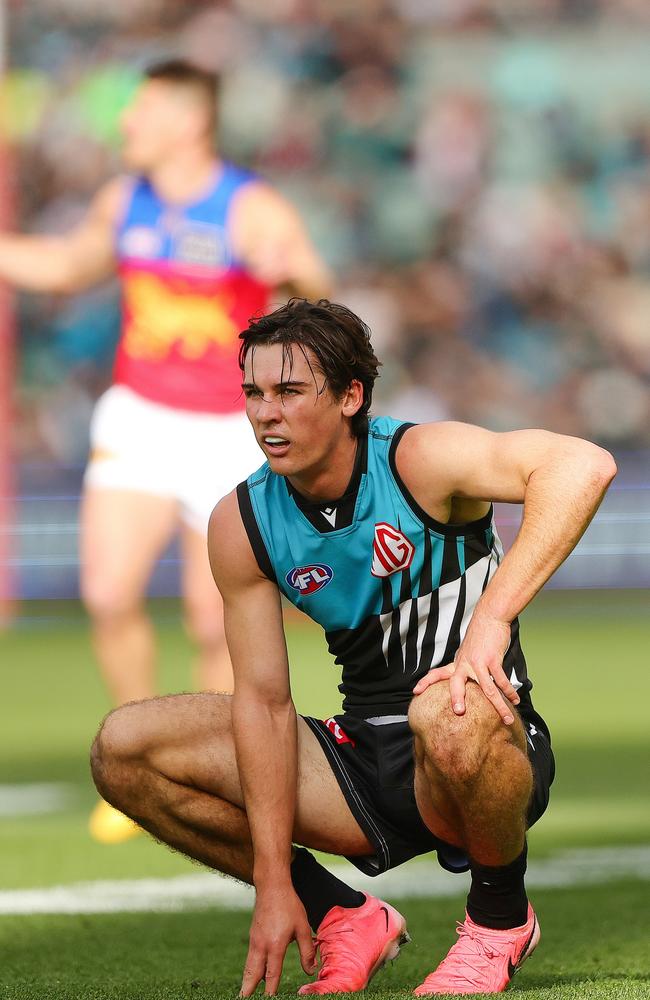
[114,163,271,413]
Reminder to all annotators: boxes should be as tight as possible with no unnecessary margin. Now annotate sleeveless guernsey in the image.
[238,416,547,732]
[114,163,270,413]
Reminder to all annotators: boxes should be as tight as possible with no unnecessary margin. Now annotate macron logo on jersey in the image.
[371,522,415,577]
[285,564,333,595]
[321,506,337,527]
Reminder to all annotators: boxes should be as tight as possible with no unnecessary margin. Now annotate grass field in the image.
[1,590,649,999]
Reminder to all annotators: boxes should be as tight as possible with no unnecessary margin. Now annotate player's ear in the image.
[341,379,364,418]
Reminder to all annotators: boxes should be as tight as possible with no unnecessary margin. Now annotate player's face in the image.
[120,81,191,171]
[242,343,361,481]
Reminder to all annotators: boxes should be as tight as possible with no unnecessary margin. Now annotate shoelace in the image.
[424,921,516,989]
[315,924,365,980]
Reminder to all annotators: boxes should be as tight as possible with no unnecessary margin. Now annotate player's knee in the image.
[410,682,502,785]
[183,601,226,649]
[81,574,141,623]
[408,680,449,737]
[90,704,149,805]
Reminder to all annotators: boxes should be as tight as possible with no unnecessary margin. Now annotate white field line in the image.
[0,783,74,817]
[0,845,648,916]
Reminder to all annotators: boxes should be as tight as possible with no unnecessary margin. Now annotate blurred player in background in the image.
[0,60,331,841]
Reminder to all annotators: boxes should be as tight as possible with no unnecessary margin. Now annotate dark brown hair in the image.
[239,299,382,437]
[144,59,219,135]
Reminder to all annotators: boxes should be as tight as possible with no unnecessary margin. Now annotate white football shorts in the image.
[84,385,264,534]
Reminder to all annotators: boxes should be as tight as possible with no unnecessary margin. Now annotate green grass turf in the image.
[0,590,648,998]
[0,883,648,999]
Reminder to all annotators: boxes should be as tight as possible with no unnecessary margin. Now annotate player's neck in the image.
[148,148,221,205]
[288,434,359,504]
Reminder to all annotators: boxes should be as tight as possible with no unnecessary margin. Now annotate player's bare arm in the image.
[208,493,315,997]
[0,176,124,293]
[398,422,617,723]
[230,182,332,299]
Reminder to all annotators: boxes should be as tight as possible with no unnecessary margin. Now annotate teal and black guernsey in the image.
[237,416,543,726]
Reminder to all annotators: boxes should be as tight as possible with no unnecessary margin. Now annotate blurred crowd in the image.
[8,0,650,462]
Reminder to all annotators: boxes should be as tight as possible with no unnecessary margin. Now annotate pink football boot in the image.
[414,904,540,995]
[298,893,410,995]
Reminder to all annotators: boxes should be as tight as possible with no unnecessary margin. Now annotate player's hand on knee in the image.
[240,887,315,997]
[413,611,520,726]
[448,611,520,725]
[448,654,518,726]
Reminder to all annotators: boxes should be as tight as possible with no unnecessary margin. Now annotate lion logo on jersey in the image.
[371,522,415,577]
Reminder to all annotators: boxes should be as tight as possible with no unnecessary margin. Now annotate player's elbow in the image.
[582,443,617,492]
[29,264,78,295]
[559,440,617,507]
[34,240,86,294]
[308,265,334,301]
[530,435,616,494]
[599,448,618,488]
[54,261,93,295]
[55,273,81,295]
[232,686,294,734]
[287,256,333,301]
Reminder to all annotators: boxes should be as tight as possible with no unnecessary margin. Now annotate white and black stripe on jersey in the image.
[324,513,532,720]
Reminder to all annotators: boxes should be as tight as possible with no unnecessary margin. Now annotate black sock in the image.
[466,844,528,930]
[290,848,365,932]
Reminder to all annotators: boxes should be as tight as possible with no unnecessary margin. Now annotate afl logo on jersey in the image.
[285,564,334,595]
[371,522,415,577]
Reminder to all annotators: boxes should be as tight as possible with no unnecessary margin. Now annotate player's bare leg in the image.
[408,681,539,995]
[80,486,179,704]
[180,522,233,693]
[91,694,410,993]
[91,693,371,874]
[81,486,178,843]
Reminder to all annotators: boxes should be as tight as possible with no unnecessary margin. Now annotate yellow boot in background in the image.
[88,799,141,844]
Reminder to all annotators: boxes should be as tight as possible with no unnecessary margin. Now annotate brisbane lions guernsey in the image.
[237,416,549,735]
[114,163,271,413]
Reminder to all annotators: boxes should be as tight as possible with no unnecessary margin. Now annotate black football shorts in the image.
[302,706,555,877]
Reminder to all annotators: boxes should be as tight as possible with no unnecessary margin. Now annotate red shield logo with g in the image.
[371,522,415,577]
